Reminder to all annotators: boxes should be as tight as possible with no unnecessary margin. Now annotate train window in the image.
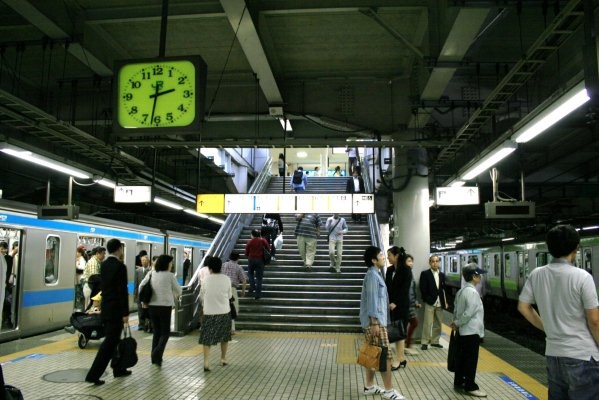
[170,247,177,274]
[504,253,511,277]
[450,256,458,273]
[45,236,60,284]
[468,255,479,265]
[493,254,500,276]
[583,248,592,274]
[438,256,445,273]
[536,252,548,267]
[483,255,491,275]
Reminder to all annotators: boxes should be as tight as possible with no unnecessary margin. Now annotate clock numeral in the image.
[166,112,173,122]
[153,67,163,76]
[168,69,173,77]
[178,76,186,85]
[128,106,138,115]
[123,93,133,101]
[131,81,141,89]
[153,116,162,125]
[178,104,187,112]
[142,114,149,123]
[183,90,192,98]
[142,71,151,80]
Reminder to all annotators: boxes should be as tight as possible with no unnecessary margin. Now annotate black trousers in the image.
[454,333,481,391]
[149,305,172,364]
[86,318,124,380]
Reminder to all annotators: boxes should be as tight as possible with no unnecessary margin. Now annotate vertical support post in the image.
[68,176,73,205]
[159,0,169,57]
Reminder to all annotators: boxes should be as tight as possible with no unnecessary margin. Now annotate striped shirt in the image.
[295,214,321,239]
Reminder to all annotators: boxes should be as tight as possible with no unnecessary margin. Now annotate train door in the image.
[516,251,529,294]
[169,246,179,280]
[74,236,104,311]
[503,252,518,299]
[0,228,21,332]
[467,254,484,296]
[580,247,592,274]
[135,243,152,267]
[182,247,192,285]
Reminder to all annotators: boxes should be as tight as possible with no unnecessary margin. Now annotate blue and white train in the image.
[0,199,212,342]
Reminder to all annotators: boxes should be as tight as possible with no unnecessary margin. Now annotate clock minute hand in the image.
[149,88,175,99]
[150,84,160,123]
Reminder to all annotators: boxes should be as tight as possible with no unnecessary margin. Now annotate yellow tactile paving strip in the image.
[0,327,548,400]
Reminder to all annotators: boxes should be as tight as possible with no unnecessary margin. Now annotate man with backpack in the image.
[290,166,307,192]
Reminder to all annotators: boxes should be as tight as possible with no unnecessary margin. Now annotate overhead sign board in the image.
[114,186,152,203]
[222,193,359,214]
[352,194,375,214]
[435,186,479,206]
[197,194,225,213]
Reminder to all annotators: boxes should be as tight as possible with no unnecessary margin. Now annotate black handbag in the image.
[229,298,237,319]
[447,329,458,372]
[139,272,153,304]
[111,325,138,370]
[4,385,24,400]
[262,246,272,265]
[387,316,406,343]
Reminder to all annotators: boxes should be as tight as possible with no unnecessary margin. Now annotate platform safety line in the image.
[441,325,547,400]
[0,338,75,364]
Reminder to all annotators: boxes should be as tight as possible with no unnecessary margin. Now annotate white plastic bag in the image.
[274,234,284,250]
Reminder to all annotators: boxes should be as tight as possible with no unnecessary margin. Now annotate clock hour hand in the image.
[149,88,175,99]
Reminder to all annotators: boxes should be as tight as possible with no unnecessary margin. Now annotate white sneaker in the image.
[466,389,487,397]
[363,385,384,395]
[404,348,419,355]
[383,389,406,400]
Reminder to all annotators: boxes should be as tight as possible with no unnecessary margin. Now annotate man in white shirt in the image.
[325,214,348,273]
[518,225,599,400]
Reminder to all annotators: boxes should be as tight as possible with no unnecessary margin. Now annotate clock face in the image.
[117,60,196,128]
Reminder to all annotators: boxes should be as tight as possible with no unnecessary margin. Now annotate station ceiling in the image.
[0,0,598,243]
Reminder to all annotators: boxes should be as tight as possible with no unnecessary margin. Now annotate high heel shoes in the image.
[221,359,228,366]
[203,365,211,372]
[391,360,407,370]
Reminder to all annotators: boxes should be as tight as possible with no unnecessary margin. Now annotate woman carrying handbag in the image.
[138,254,182,367]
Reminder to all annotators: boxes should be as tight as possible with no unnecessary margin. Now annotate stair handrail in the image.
[361,154,384,251]
[187,157,272,288]
[183,158,272,330]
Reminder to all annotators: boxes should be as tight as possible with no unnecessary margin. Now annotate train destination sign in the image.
[435,186,479,206]
[114,185,152,203]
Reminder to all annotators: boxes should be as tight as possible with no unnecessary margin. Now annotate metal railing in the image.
[174,158,273,334]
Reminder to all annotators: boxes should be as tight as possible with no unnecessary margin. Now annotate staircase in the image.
[233,176,374,332]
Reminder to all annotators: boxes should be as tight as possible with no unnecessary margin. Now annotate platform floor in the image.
[0,324,547,400]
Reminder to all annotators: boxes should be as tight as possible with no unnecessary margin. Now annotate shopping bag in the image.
[447,330,457,372]
[274,234,284,250]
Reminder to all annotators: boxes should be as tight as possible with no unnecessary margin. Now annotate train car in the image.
[433,232,599,305]
[0,199,212,343]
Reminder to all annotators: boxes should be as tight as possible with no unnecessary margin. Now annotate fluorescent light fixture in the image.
[512,81,590,143]
[450,181,465,187]
[184,209,209,218]
[183,209,225,225]
[1,147,91,179]
[428,199,435,207]
[582,225,599,231]
[460,140,517,180]
[278,117,292,131]
[154,197,184,210]
[96,178,116,189]
[502,237,515,242]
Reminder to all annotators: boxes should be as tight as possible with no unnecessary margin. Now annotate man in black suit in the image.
[85,238,131,385]
[419,255,448,350]
[345,166,366,223]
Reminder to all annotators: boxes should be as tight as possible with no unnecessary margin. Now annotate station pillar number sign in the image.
[113,56,207,135]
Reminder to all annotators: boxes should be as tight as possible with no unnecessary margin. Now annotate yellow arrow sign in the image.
[196,194,225,214]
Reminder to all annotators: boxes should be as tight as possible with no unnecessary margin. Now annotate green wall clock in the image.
[113,56,207,135]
